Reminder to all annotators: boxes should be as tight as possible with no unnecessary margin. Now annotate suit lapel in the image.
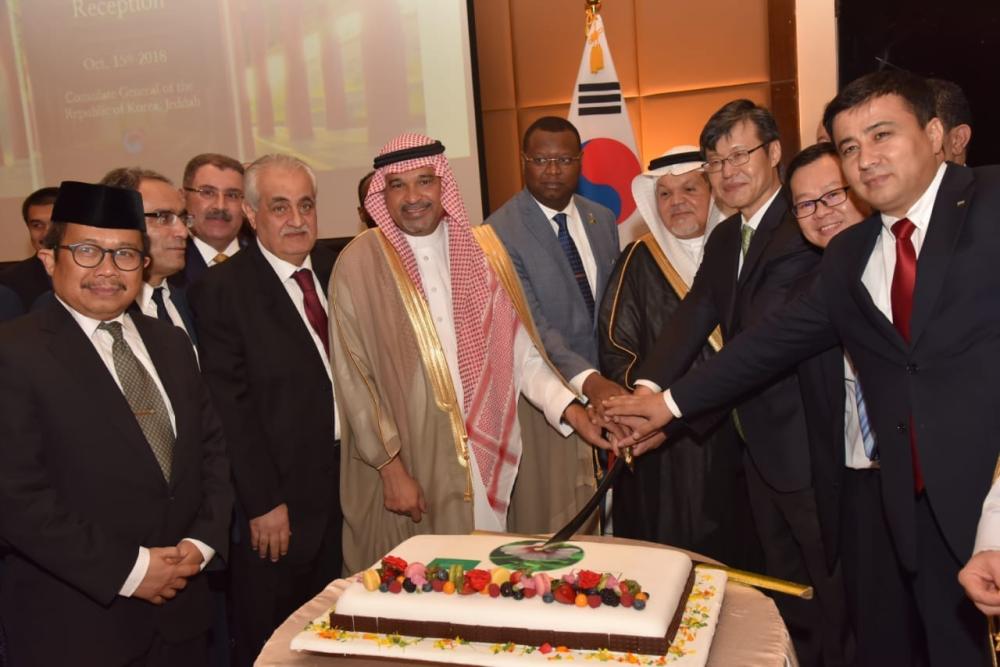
[575,195,613,291]
[40,301,166,485]
[516,190,579,287]
[846,218,902,346]
[247,244,330,374]
[909,165,973,346]
[168,287,198,346]
[736,192,786,290]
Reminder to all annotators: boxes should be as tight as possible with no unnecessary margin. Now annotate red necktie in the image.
[890,218,923,493]
[292,268,329,359]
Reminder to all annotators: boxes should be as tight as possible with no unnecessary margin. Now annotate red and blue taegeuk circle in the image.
[577,137,641,223]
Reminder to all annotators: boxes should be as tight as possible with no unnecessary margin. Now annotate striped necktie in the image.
[553,213,595,322]
[853,379,878,460]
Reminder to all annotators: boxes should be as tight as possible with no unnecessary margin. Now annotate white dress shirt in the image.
[975,479,1000,553]
[192,235,241,267]
[256,240,340,441]
[532,197,599,394]
[843,355,878,469]
[55,296,213,596]
[138,281,195,344]
[403,223,576,531]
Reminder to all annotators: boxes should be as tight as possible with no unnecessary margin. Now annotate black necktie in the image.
[553,213,595,322]
[150,286,170,322]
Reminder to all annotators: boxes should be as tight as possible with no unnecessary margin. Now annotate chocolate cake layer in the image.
[328,569,696,655]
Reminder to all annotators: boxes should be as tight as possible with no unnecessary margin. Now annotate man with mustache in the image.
[171,153,249,288]
[622,100,847,666]
[0,181,232,665]
[330,134,609,574]
[189,154,341,666]
[100,168,198,344]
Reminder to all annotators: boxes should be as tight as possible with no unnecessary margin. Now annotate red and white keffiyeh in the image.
[365,133,522,515]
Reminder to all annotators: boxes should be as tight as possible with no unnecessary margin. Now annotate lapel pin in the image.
[957,200,967,207]
[587,212,597,225]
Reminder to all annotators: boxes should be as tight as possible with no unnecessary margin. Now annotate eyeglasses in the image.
[791,186,851,219]
[184,185,244,202]
[522,154,582,168]
[144,210,194,228]
[702,142,770,173]
[56,242,145,271]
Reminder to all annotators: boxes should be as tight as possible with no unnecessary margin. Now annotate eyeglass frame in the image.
[183,185,244,202]
[791,186,852,219]
[144,210,194,228]
[55,242,146,271]
[521,153,583,169]
[701,141,770,174]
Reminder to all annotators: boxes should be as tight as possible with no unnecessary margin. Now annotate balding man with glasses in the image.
[171,153,250,289]
[101,167,199,344]
[623,100,849,666]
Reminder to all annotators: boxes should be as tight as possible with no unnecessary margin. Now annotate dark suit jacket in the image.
[637,192,822,492]
[0,256,50,312]
[487,190,620,379]
[669,164,1000,569]
[169,232,251,290]
[188,242,339,565]
[794,270,849,570]
[0,285,23,321]
[168,284,198,346]
[0,300,232,666]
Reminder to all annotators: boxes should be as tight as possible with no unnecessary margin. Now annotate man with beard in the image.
[100,168,198,344]
[330,134,608,574]
[597,146,759,570]
[189,154,341,666]
[171,153,249,288]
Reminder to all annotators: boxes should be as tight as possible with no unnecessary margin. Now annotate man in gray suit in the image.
[487,116,624,430]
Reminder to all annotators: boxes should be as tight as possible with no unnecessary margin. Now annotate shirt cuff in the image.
[183,538,216,571]
[119,546,149,597]
[569,369,597,398]
[663,390,683,418]
[633,379,662,393]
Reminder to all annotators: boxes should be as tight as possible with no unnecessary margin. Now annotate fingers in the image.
[151,595,165,605]
[249,523,261,554]
[601,394,647,418]
[632,431,667,457]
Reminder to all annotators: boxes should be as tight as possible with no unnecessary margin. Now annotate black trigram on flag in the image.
[577,82,622,116]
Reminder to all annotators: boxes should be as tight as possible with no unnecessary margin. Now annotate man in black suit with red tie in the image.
[606,70,996,665]
[189,154,341,666]
[0,182,232,666]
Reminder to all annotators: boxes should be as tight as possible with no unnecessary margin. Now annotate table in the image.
[256,536,797,667]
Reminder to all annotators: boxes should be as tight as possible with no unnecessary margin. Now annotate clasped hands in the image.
[564,374,673,457]
[132,539,205,605]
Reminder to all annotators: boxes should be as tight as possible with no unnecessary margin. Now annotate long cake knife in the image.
[538,450,629,549]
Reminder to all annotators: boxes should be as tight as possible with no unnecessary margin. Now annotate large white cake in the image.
[291,534,728,666]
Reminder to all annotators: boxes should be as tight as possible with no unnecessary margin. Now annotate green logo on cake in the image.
[488,539,584,573]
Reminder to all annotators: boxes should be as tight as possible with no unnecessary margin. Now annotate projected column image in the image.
[238,0,425,169]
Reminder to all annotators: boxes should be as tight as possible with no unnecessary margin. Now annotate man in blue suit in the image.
[487,117,624,420]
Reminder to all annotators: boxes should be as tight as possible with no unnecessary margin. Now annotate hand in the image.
[176,539,206,568]
[562,402,611,450]
[379,456,427,523]
[132,546,200,605]
[249,503,291,562]
[603,389,674,448]
[582,373,628,439]
[959,550,1000,615]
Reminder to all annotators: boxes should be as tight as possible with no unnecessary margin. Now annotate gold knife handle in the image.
[694,563,814,599]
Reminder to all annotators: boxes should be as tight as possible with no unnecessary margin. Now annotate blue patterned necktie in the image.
[150,286,170,322]
[553,213,595,322]
[854,379,878,460]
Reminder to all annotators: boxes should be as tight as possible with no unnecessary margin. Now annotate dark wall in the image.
[837,0,1000,165]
